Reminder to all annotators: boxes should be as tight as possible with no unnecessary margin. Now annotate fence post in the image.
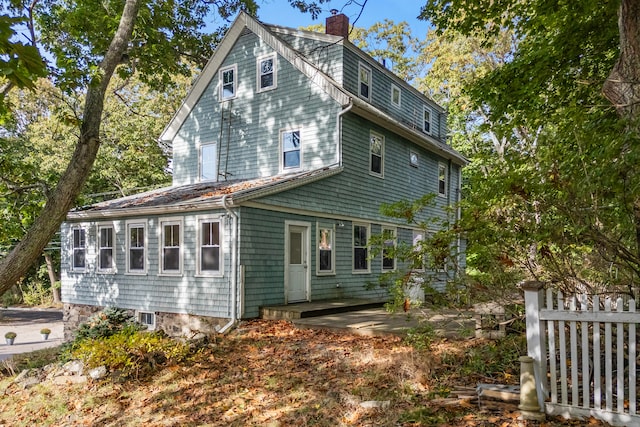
[522,280,548,412]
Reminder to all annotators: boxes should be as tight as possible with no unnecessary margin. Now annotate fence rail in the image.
[523,281,640,426]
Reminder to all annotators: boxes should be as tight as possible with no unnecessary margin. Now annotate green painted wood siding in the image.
[61,212,234,318]
[172,31,341,186]
[273,32,344,84]
[256,113,456,225]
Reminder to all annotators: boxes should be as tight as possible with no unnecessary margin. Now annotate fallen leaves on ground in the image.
[0,320,613,426]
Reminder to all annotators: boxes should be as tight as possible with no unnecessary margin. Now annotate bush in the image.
[71,326,190,379]
[73,307,141,342]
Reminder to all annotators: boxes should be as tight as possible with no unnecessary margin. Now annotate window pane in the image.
[319,229,332,250]
[261,58,273,74]
[370,135,382,155]
[371,154,381,174]
[201,247,220,271]
[223,69,233,85]
[284,151,300,168]
[424,109,431,133]
[354,247,367,270]
[163,248,180,270]
[261,73,273,88]
[289,231,302,264]
[283,131,300,150]
[360,82,369,98]
[130,248,144,270]
[320,250,332,271]
[100,249,113,270]
[74,249,86,269]
[354,226,367,246]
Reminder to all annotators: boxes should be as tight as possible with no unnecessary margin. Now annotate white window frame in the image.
[369,131,384,177]
[126,220,147,274]
[256,53,277,92]
[97,223,116,273]
[159,218,183,275]
[423,105,432,135]
[71,226,87,271]
[280,128,302,171]
[352,223,370,273]
[196,215,224,277]
[316,223,336,276]
[137,311,156,331]
[438,162,448,197]
[219,64,237,101]
[358,62,372,101]
[381,227,396,271]
[199,143,218,182]
[391,84,401,108]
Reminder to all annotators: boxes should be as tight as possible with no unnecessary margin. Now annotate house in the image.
[60,11,467,337]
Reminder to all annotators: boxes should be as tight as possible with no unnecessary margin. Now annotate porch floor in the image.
[260,298,387,320]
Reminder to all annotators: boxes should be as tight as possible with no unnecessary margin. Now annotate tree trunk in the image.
[0,0,141,295]
[44,252,60,304]
[602,0,640,119]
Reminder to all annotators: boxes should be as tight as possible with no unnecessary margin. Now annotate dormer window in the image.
[391,84,401,108]
[257,53,276,92]
[220,64,237,100]
[358,63,371,101]
[423,106,432,135]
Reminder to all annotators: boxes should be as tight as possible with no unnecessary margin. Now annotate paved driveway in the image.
[0,308,64,361]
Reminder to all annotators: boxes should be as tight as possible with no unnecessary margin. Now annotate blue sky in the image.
[255,0,430,37]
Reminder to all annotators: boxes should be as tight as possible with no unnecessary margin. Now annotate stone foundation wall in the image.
[63,303,230,340]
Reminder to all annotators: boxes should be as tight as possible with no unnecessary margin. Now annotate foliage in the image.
[71,326,190,379]
[39,328,50,335]
[0,346,60,376]
[71,307,140,344]
[4,331,15,339]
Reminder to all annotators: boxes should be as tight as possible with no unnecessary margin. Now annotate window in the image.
[281,129,301,170]
[199,218,222,274]
[257,54,276,91]
[200,143,217,181]
[161,220,181,274]
[391,84,401,108]
[138,312,156,330]
[219,64,237,100]
[423,106,432,134]
[438,162,448,197]
[317,225,335,275]
[382,227,396,271]
[358,63,371,100]
[71,227,86,270]
[127,222,146,273]
[370,131,384,176]
[410,151,419,168]
[353,224,369,272]
[412,230,425,271]
[98,225,114,272]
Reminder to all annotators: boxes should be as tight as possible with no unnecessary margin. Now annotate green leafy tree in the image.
[0,0,258,295]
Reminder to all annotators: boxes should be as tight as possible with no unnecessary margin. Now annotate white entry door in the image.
[286,222,310,303]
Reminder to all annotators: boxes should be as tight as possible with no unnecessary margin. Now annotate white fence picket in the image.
[524,284,640,427]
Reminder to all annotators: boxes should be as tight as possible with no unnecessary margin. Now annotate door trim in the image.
[284,220,311,304]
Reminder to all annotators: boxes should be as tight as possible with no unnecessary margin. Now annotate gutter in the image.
[336,101,354,166]
[218,194,239,333]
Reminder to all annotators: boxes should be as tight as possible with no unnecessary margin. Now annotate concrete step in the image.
[260,299,386,320]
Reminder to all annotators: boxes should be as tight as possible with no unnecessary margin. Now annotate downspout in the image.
[219,194,238,333]
[336,101,354,166]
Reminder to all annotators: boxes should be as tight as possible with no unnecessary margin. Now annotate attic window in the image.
[391,84,401,108]
[358,63,371,101]
[257,53,276,92]
[438,162,448,197]
[220,64,237,100]
[423,106,432,135]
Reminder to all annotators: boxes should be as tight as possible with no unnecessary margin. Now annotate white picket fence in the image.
[523,281,640,426]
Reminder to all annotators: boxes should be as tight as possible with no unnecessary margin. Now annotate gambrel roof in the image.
[160,11,467,166]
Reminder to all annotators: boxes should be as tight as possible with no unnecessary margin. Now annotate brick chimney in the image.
[326,9,349,39]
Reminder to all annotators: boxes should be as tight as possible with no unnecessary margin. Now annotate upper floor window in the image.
[317,225,335,275]
[438,162,448,197]
[423,106,432,135]
[198,218,222,275]
[281,129,301,170]
[370,131,384,177]
[161,219,182,274]
[391,84,401,108]
[257,53,276,92]
[219,64,237,100]
[382,227,396,271]
[98,225,115,272]
[358,63,371,101]
[127,222,146,273]
[72,227,86,271]
[200,143,217,182]
[353,223,370,272]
